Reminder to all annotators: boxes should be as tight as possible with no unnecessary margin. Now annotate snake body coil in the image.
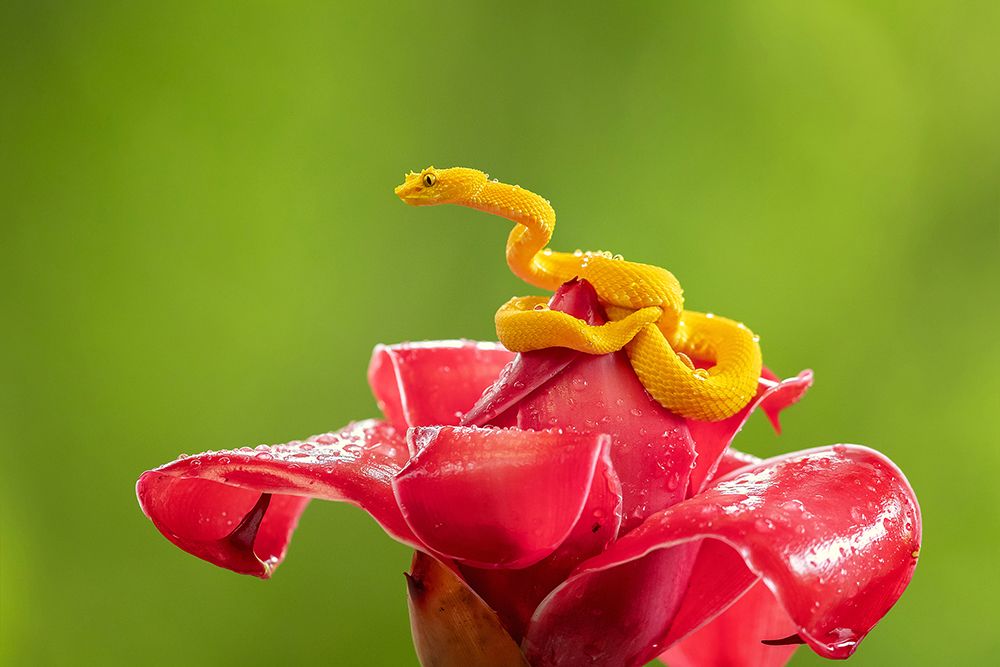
[395,167,762,421]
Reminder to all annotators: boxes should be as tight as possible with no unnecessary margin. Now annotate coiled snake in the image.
[395,167,762,421]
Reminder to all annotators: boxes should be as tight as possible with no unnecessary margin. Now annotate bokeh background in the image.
[2,1,997,665]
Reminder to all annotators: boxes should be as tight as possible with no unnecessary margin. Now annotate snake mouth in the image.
[395,184,436,206]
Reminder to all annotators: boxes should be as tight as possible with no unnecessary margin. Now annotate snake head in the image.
[395,166,488,206]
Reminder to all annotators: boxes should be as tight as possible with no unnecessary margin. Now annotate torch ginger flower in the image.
[136,278,920,666]
[137,166,919,666]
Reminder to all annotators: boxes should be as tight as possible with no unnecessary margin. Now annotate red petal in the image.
[686,369,813,495]
[715,446,764,478]
[368,341,514,429]
[526,542,702,666]
[523,445,921,665]
[392,426,611,569]
[461,279,606,427]
[136,420,418,577]
[516,350,696,533]
[660,579,799,667]
[458,448,622,640]
[459,279,695,532]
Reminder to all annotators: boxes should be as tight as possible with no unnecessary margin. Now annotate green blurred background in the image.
[2,1,997,665]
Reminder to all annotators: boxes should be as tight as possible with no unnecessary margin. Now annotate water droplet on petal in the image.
[755,518,775,532]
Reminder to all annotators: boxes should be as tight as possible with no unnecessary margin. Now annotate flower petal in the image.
[136,420,418,577]
[460,278,696,532]
[659,579,799,667]
[523,445,921,666]
[686,368,813,495]
[516,350,696,533]
[461,279,605,427]
[392,426,611,569]
[406,552,529,667]
[368,341,514,429]
[458,448,622,640]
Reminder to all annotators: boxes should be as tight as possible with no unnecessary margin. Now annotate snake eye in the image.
[423,173,436,187]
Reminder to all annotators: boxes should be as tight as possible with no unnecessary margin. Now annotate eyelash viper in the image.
[394,166,762,422]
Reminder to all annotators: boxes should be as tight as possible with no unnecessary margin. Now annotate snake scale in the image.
[395,167,762,421]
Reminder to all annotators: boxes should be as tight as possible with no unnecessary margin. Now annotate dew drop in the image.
[755,518,775,532]
[666,472,680,491]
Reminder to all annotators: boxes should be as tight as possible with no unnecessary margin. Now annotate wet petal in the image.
[368,341,514,429]
[462,279,606,427]
[136,420,418,577]
[406,552,529,667]
[523,445,921,665]
[463,278,696,531]
[516,350,696,533]
[392,426,610,569]
[458,448,622,640]
[686,368,813,495]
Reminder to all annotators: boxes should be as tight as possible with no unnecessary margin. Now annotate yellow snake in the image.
[394,167,762,421]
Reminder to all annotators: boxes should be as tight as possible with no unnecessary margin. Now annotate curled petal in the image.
[686,368,813,495]
[392,426,610,569]
[459,448,622,640]
[136,420,418,577]
[368,341,514,429]
[524,445,921,665]
[407,552,529,667]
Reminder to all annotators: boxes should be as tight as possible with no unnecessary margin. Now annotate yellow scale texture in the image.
[395,167,762,421]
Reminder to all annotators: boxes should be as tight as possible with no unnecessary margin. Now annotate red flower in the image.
[136,280,920,666]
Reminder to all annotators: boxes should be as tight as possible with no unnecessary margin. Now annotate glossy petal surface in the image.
[368,340,514,429]
[524,445,921,665]
[393,426,611,569]
[137,420,418,577]
[458,447,622,640]
[469,279,696,533]
[516,349,696,533]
